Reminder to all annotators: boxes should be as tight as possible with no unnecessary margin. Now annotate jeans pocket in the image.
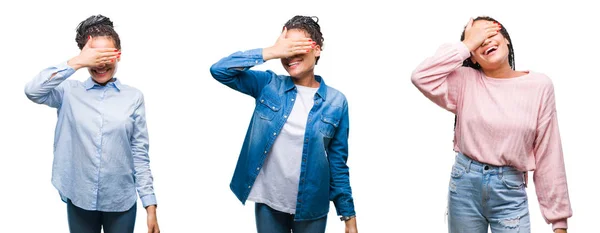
[501,172,525,189]
[449,164,465,193]
[319,115,339,138]
[450,164,465,179]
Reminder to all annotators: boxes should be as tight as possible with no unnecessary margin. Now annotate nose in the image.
[96,63,106,68]
[481,39,491,47]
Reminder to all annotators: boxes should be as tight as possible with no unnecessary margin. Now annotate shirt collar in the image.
[84,77,122,91]
[284,75,328,101]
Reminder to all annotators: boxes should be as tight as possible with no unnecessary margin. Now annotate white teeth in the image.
[288,62,300,66]
[485,46,498,55]
[95,69,108,74]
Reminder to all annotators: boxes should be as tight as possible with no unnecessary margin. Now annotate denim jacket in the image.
[209,48,355,220]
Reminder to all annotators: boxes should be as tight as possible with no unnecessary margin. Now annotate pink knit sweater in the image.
[411,42,572,230]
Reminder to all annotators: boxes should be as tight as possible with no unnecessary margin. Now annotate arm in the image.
[410,42,471,113]
[209,27,314,98]
[328,101,356,219]
[131,94,157,208]
[209,48,274,98]
[412,18,501,113]
[532,83,572,231]
[130,94,160,233]
[24,36,119,107]
[24,62,75,108]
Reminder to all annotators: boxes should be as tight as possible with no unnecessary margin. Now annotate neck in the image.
[292,73,319,88]
[482,65,520,79]
[93,78,114,86]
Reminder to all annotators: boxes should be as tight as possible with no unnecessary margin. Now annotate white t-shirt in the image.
[248,85,319,214]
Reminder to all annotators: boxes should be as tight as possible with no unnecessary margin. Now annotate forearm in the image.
[24,61,74,106]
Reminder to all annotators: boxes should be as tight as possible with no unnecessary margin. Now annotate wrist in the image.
[462,39,478,52]
[67,56,84,70]
[262,46,277,61]
[145,205,157,214]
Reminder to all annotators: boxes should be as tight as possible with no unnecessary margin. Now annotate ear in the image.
[313,45,322,58]
[505,38,510,45]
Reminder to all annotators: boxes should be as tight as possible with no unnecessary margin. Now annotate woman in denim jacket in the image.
[210,15,358,233]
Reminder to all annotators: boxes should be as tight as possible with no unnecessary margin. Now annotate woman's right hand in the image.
[262,27,315,61]
[462,18,501,51]
[67,36,120,70]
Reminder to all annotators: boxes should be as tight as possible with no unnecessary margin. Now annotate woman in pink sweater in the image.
[411,16,572,233]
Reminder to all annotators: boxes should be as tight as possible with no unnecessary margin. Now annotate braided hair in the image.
[75,15,121,50]
[454,16,515,131]
[284,15,324,64]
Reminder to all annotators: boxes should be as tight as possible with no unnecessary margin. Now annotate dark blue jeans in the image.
[67,199,137,233]
[255,203,327,233]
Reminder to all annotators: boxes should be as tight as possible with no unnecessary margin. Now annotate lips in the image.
[92,68,111,76]
[287,59,302,69]
[484,46,498,56]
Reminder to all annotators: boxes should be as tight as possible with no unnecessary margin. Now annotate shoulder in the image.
[527,71,555,91]
[117,82,145,103]
[324,85,348,108]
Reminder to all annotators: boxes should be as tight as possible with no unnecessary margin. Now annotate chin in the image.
[92,76,113,84]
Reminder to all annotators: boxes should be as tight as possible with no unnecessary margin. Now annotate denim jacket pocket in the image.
[501,172,525,189]
[255,97,281,121]
[319,115,340,138]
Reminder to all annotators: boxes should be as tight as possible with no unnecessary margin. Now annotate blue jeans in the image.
[67,199,137,233]
[448,153,530,233]
[255,203,327,233]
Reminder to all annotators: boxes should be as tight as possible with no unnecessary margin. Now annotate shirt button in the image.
[256,60,259,64]
[273,132,277,136]
[284,115,288,118]
[291,99,295,102]
[260,99,264,103]
[272,107,276,110]
[484,165,490,170]
[303,158,306,162]
[256,167,260,171]
[248,185,252,188]
[264,151,267,154]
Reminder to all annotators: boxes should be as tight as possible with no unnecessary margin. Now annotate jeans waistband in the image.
[455,152,521,175]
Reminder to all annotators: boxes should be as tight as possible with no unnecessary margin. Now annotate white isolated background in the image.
[0,0,597,232]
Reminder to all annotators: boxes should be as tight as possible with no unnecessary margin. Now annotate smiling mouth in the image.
[92,68,111,76]
[484,46,498,55]
[287,60,302,68]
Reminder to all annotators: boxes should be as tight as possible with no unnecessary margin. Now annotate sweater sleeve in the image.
[411,42,472,114]
[532,80,573,230]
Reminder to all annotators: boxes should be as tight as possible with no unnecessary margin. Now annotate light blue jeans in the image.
[448,153,530,233]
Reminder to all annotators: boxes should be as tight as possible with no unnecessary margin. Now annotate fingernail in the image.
[312,42,316,45]
[308,39,312,41]
[306,50,310,52]
[111,59,114,62]
[118,52,122,55]
[117,56,120,58]
[114,49,118,52]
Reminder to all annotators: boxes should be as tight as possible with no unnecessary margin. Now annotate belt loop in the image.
[466,159,472,173]
[499,166,503,179]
